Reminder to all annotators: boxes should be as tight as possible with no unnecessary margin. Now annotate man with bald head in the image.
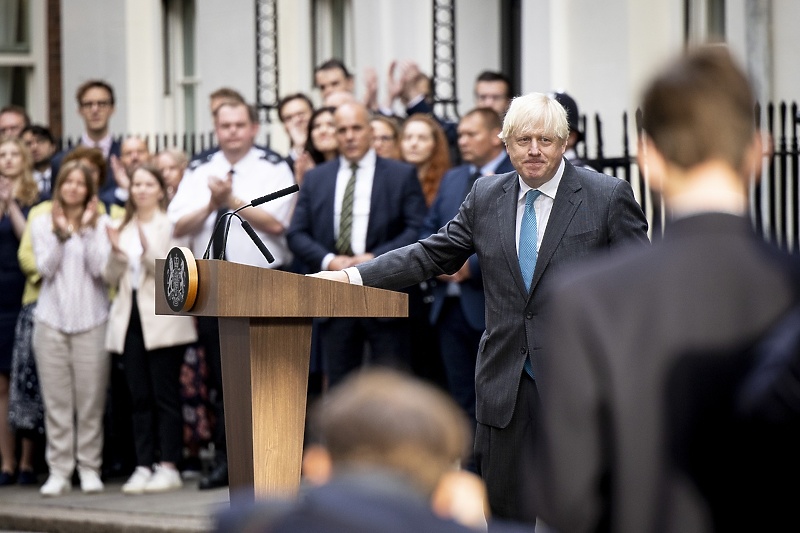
[107,136,151,204]
[288,102,427,386]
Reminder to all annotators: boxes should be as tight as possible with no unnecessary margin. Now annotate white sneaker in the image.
[40,474,72,497]
[79,469,104,493]
[122,466,152,495]
[144,464,183,493]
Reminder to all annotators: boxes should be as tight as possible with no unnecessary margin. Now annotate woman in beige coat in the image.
[104,164,197,494]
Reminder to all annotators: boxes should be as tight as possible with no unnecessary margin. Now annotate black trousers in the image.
[437,297,481,421]
[437,297,482,471]
[122,296,186,466]
[319,317,411,388]
[475,374,539,524]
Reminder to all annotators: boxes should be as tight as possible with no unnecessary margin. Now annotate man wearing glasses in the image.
[52,79,124,208]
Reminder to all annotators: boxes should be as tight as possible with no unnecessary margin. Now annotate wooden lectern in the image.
[155,258,407,500]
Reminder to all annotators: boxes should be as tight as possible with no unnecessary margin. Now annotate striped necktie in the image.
[335,163,358,256]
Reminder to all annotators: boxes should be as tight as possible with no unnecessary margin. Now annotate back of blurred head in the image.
[641,46,756,174]
[309,369,469,497]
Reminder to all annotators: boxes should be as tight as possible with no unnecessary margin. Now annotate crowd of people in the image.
[2,47,798,532]
[0,59,551,498]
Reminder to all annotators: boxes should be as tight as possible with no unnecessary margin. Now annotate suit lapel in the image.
[317,162,339,247]
[365,157,385,249]
[497,173,529,295]
[529,164,583,294]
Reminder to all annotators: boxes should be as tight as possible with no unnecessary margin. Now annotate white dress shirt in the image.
[321,150,377,270]
[167,147,296,268]
[515,158,565,255]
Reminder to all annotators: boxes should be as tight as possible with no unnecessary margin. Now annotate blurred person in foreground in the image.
[215,369,534,533]
[531,46,800,533]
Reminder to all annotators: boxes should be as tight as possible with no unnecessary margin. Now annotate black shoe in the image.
[0,471,16,486]
[17,470,37,486]
[198,460,228,490]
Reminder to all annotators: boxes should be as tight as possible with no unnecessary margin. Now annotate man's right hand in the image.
[109,154,130,191]
[308,270,350,283]
[208,173,233,209]
[327,255,356,271]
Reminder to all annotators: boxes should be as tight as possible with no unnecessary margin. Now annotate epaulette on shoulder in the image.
[188,150,216,170]
[259,150,285,165]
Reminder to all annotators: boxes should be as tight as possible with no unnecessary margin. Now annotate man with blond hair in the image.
[311,91,649,521]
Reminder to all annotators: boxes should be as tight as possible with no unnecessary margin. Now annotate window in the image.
[0,0,31,108]
[685,0,726,45]
[312,0,349,71]
[161,0,197,132]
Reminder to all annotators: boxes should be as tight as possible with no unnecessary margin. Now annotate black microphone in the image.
[250,184,299,207]
[202,184,299,261]
[241,220,275,264]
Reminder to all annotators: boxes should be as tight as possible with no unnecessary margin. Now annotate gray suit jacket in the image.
[533,213,797,533]
[357,160,649,428]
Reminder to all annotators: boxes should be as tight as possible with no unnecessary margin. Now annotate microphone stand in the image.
[201,184,299,263]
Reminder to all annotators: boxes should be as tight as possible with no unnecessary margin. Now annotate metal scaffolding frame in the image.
[255,1,459,122]
[255,0,279,127]
[432,0,459,120]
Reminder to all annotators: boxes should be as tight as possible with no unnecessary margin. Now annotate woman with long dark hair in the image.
[104,164,197,494]
[293,107,338,184]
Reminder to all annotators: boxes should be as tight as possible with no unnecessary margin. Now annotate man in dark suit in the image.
[287,102,427,387]
[531,47,799,533]
[422,107,513,453]
[311,92,649,522]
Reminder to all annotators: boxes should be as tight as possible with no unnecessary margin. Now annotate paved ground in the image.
[0,478,228,533]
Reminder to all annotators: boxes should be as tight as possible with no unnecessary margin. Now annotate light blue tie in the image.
[518,189,542,291]
[519,189,541,379]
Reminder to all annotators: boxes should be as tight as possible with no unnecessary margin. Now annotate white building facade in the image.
[1,0,797,157]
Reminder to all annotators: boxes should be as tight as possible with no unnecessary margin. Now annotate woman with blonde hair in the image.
[30,160,111,496]
[154,148,189,202]
[400,113,451,207]
[0,137,39,485]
